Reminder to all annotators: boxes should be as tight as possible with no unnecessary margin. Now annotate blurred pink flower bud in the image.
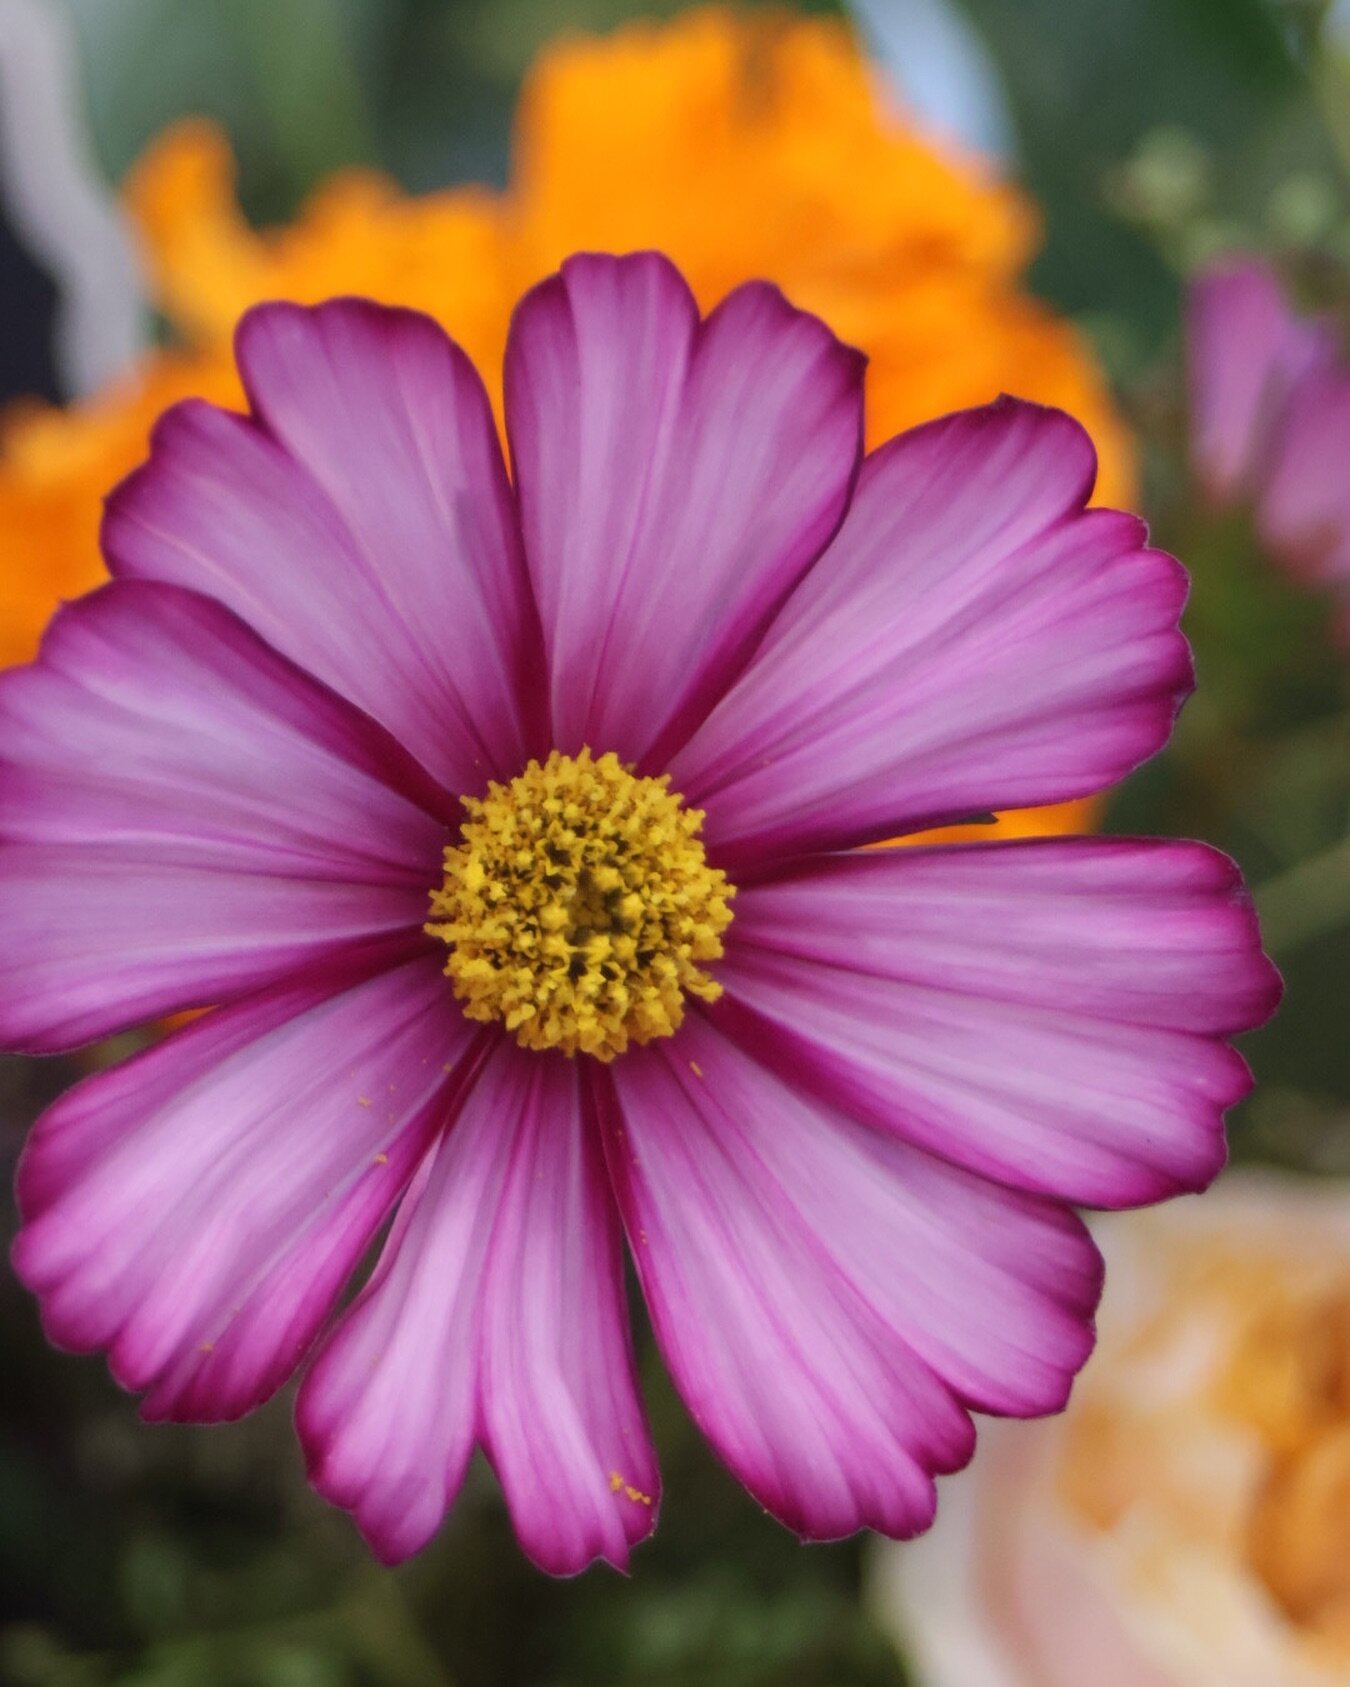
[1188,260,1350,625]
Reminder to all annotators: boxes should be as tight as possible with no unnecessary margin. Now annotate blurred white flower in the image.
[874,1174,1350,1687]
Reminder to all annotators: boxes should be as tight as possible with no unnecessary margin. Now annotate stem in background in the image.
[1313,31,1350,178]
[1257,831,1350,952]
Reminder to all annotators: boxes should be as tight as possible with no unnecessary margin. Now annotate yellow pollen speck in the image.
[357,1096,372,1107]
[198,1342,214,1354]
[427,748,734,1062]
[609,1470,654,1506]
[372,1153,389,1165]
[690,1060,703,1078]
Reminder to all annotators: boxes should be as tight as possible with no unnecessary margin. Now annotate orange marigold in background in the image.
[0,6,1129,838]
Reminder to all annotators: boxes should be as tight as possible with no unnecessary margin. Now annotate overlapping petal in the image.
[299,1041,655,1572]
[604,1017,1101,1542]
[104,298,540,794]
[716,840,1280,1208]
[672,399,1192,865]
[13,954,471,1422]
[0,580,448,1051]
[504,251,864,766]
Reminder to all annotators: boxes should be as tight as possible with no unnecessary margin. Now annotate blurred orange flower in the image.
[0,7,1128,837]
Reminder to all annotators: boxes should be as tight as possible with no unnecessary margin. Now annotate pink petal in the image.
[1187,259,1336,503]
[298,1041,655,1573]
[0,581,449,1051]
[504,252,864,766]
[1258,364,1350,588]
[604,1017,1102,1543]
[672,399,1193,865]
[668,399,1188,863]
[12,953,472,1422]
[716,839,1281,1208]
[104,298,540,795]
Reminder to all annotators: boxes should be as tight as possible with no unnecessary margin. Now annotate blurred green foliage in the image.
[4,0,1350,1682]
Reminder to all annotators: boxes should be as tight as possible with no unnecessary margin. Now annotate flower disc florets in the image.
[428,749,734,1061]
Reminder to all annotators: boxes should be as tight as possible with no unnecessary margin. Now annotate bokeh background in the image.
[1,1,1348,1682]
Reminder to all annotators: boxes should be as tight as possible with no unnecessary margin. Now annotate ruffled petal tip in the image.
[297,1044,658,1574]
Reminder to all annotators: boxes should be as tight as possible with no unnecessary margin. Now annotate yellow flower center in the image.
[427,749,734,1061]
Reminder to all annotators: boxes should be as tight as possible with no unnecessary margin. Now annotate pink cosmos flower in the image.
[4,253,1278,1575]
[1188,257,1350,625]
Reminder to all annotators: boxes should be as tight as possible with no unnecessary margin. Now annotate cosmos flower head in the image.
[1188,257,1350,633]
[4,252,1278,1573]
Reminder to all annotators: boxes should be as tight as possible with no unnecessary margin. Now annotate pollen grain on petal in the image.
[609,1470,654,1506]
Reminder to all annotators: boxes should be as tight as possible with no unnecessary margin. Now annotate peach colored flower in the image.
[875,1173,1350,1686]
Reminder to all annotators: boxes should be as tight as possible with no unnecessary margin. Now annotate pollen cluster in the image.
[428,749,734,1061]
